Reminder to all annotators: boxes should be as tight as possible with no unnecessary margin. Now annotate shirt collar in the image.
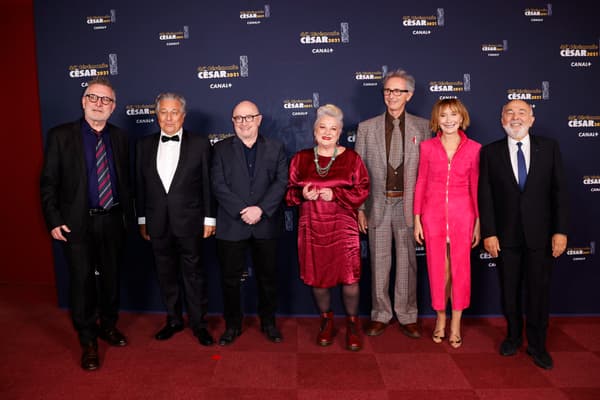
[508,134,530,148]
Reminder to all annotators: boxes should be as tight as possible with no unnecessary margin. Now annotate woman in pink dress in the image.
[414,99,481,348]
[286,104,370,351]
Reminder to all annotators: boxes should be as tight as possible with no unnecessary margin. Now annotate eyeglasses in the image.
[85,93,114,105]
[382,88,410,96]
[232,114,261,123]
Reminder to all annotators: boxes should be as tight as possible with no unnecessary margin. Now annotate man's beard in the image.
[503,123,529,140]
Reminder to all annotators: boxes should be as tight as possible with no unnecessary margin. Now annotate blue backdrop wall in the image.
[34,0,599,316]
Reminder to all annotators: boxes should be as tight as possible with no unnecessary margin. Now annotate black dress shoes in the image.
[499,337,523,356]
[194,328,214,346]
[98,328,128,346]
[155,323,184,341]
[261,325,283,343]
[81,341,100,371]
[218,327,241,346]
[526,347,554,370]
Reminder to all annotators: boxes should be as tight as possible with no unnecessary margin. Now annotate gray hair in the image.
[382,69,416,92]
[155,92,187,113]
[313,104,344,130]
[84,77,116,100]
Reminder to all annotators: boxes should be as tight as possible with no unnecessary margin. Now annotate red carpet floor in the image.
[1,283,599,399]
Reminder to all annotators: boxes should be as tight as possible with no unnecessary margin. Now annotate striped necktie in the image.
[96,132,114,209]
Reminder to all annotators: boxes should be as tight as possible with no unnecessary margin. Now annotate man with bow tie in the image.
[136,92,216,346]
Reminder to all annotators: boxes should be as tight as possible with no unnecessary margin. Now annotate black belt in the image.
[89,204,121,216]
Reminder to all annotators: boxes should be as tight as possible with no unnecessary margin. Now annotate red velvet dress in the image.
[286,148,370,288]
[413,131,481,311]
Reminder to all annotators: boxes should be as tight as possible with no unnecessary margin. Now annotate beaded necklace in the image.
[313,146,338,177]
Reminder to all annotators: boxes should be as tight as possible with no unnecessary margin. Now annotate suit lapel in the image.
[526,135,540,187]
[374,113,387,166]
[233,136,251,181]
[170,131,188,188]
[71,122,88,192]
[108,125,124,186]
[499,138,520,190]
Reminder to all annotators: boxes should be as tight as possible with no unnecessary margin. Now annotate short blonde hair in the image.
[314,104,343,130]
[429,98,470,132]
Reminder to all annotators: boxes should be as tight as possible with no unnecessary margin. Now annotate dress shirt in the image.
[508,134,531,183]
[138,129,215,226]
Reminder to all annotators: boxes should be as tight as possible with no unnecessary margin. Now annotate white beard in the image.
[503,124,529,141]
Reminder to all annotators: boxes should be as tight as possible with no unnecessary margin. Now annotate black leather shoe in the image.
[155,324,184,341]
[526,347,554,370]
[261,325,283,343]
[81,341,99,371]
[194,328,214,346]
[499,338,522,356]
[218,328,241,346]
[99,328,128,347]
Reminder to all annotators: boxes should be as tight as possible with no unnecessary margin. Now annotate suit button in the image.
[394,171,398,175]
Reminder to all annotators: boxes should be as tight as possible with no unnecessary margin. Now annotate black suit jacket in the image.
[211,135,288,241]
[40,119,132,234]
[135,130,214,238]
[478,135,569,249]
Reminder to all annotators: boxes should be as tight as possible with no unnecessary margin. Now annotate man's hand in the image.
[50,225,71,242]
[483,236,500,258]
[240,206,263,225]
[139,224,151,241]
[552,233,567,258]
[203,225,216,238]
[358,210,368,234]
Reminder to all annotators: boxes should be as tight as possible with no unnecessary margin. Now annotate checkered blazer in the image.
[355,112,430,228]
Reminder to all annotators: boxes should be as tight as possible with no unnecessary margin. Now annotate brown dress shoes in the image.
[399,322,421,339]
[365,320,388,336]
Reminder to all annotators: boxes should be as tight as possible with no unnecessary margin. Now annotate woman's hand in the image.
[414,215,424,245]
[302,183,319,201]
[319,188,333,201]
[471,218,481,248]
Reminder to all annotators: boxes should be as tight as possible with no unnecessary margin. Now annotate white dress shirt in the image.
[138,129,215,226]
[508,134,530,183]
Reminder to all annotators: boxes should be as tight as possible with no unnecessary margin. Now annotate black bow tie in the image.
[161,135,180,142]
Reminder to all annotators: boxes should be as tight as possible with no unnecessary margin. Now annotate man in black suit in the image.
[136,93,215,346]
[211,100,288,345]
[40,77,131,371]
[479,99,569,370]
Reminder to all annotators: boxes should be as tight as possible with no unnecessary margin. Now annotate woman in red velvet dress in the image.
[286,104,370,351]
[414,99,481,348]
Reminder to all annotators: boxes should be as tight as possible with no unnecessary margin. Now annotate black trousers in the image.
[151,232,208,331]
[216,238,278,330]
[63,212,125,345]
[498,245,554,352]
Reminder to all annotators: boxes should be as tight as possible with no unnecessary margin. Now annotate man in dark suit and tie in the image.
[211,100,288,345]
[479,99,569,370]
[136,93,215,346]
[40,77,131,371]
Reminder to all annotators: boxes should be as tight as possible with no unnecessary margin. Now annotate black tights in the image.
[312,283,359,316]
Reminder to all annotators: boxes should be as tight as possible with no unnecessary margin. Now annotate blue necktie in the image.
[516,142,527,192]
